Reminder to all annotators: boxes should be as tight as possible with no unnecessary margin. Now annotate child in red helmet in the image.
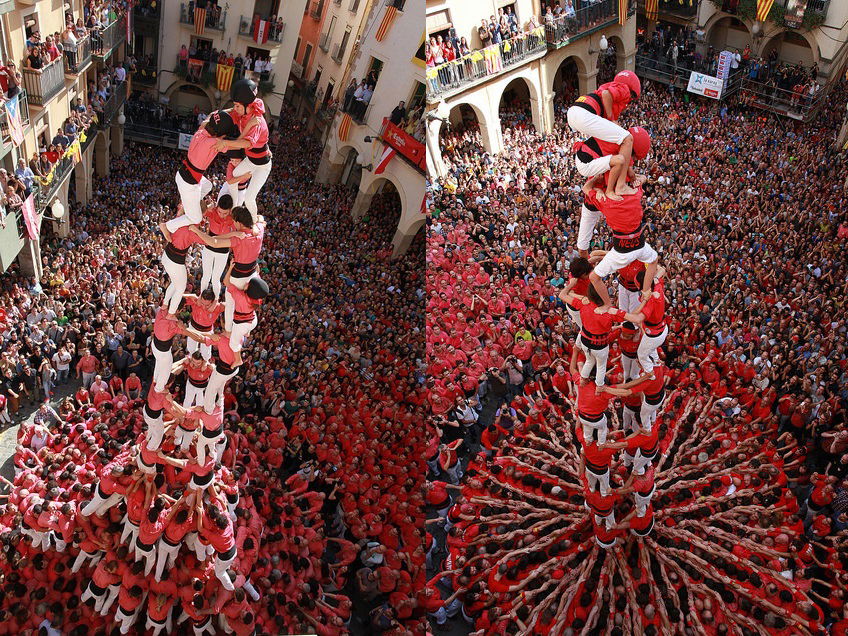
[568,70,642,200]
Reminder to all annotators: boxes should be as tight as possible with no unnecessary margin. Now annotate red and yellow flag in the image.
[756,0,775,22]
[216,64,234,93]
[194,6,206,35]
[645,0,659,21]
[338,113,352,142]
[375,6,398,42]
[619,0,628,25]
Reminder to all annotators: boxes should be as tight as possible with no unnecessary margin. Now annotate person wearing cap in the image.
[213,79,272,223]
[182,288,224,361]
[222,263,267,354]
[163,109,241,237]
[574,125,650,205]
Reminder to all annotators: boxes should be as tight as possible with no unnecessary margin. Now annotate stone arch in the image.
[438,97,500,155]
[704,15,752,52]
[497,75,540,132]
[601,34,626,84]
[552,54,586,103]
[163,80,218,112]
[759,29,819,66]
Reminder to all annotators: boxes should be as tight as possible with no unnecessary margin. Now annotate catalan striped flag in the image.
[5,94,24,147]
[338,113,352,142]
[194,4,206,35]
[374,146,396,174]
[756,0,775,22]
[645,0,659,22]
[375,5,398,42]
[217,64,235,93]
[619,0,628,25]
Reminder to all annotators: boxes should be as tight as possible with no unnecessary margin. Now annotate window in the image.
[388,0,405,8]
[23,12,40,47]
[327,15,337,38]
[303,43,313,70]
[407,81,425,112]
[314,66,322,85]
[349,0,361,12]
[325,80,334,103]
[337,27,351,59]
[293,37,301,61]
[425,9,451,37]
[413,38,426,67]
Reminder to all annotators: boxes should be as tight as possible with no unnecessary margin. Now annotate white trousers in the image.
[579,413,609,445]
[120,517,139,553]
[231,157,272,222]
[621,354,639,382]
[622,405,639,433]
[200,247,230,299]
[167,173,213,233]
[183,382,207,409]
[567,106,630,144]
[228,317,257,353]
[634,486,655,516]
[577,203,602,252]
[594,242,659,279]
[196,431,223,466]
[186,532,212,562]
[640,397,663,432]
[631,449,654,475]
[151,344,173,393]
[204,367,238,413]
[585,468,611,497]
[214,550,236,590]
[161,252,188,315]
[155,538,181,581]
[134,540,157,576]
[566,304,583,330]
[145,415,166,451]
[99,583,121,615]
[618,284,641,313]
[146,615,172,636]
[580,344,610,386]
[174,425,196,453]
[72,548,102,573]
[82,486,122,516]
[186,327,213,361]
[575,154,613,179]
[638,326,667,375]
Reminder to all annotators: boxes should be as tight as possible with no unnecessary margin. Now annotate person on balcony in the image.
[15,159,34,198]
[62,26,78,73]
[25,45,47,72]
[389,101,406,126]
[52,128,70,151]
[353,82,372,122]
[44,35,61,63]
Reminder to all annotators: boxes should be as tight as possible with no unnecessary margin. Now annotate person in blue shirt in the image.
[52,128,70,148]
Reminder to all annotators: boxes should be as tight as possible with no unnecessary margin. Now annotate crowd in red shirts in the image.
[425,70,848,633]
[0,104,425,634]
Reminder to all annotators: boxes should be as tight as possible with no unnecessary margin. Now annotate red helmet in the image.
[629,126,651,160]
[615,70,641,100]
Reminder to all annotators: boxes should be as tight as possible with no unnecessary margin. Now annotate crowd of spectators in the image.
[425,70,848,632]
[178,43,273,85]
[0,105,425,633]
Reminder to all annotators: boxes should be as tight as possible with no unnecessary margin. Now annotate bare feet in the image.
[614,184,638,197]
[158,222,171,242]
[580,377,590,386]
[604,190,623,201]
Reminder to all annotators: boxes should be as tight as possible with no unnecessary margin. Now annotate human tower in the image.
[14,79,270,635]
[560,69,668,545]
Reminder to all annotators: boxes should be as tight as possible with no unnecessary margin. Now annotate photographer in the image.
[503,355,524,400]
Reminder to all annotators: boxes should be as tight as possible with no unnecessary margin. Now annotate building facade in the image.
[287,0,373,141]
[317,0,425,257]
[0,0,129,275]
[425,0,638,178]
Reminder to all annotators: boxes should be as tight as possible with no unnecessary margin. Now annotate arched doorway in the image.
[761,30,816,67]
[440,103,485,162]
[553,56,581,108]
[598,35,624,85]
[498,77,533,131]
[364,178,402,242]
[707,16,751,52]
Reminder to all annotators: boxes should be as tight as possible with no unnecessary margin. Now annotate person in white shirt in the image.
[52,346,72,384]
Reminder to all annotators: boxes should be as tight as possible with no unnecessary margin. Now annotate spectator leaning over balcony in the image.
[74,18,87,39]
[52,128,71,150]
[478,19,491,48]
[62,25,78,72]
[14,159,34,197]
[390,101,406,126]
[44,35,61,62]
[114,63,126,83]
[490,15,502,44]
[29,153,44,181]
[4,186,22,217]
[26,45,46,72]
[2,61,20,98]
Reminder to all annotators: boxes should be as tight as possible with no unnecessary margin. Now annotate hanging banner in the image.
[717,50,734,81]
[253,19,269,44]
[22,193,40,240]
[216,64,234,92]
[784,0,808,27]
[5,94,24,147]
[178,133,193,150]
[687,71,724,99]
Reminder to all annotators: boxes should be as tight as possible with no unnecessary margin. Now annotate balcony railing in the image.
[309,1,323,19]
[635,53,742,96]
[98,81,128,128]
[318,32,330,52]
[426,27,546,100]
[636,0,697,18]
[22,56,66,107]
[64,34,92,75]
[544,0,618,49]
[0,91,30,147]
[132,63,159,84]
[32,124,96,213]
[179,3,227,31]
[739,76,830,122]
[331,43,344,63]
[237,15,284,42]
[93,15,128,58]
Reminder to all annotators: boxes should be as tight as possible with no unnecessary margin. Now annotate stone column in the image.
[426,117,447,179]
[578,67,599,94]
[95,130,111,178]
[350,188,374,220]
[391,219,424,258]
[17,237,43,279]
[111,123,124,156]
[74,150,93,205]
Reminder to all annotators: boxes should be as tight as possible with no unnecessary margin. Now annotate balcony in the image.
[309,1,323,20]
[132,61,159,85]
[349,0,361,12]
[427,27,547,100]
[22,57,66,107]
[318,32,330,52]
[98,81,128,128]
[380,117,424,173]
[544,0,619,49]
[635,0,697,19]
[290,60,304,78]
[134,0,161,23]
[237,15,284,43]
[0,91,30,148]
[64,34,93,75]
[93,15,128,60]
[179,3,227,32]
[331,43,345,63]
